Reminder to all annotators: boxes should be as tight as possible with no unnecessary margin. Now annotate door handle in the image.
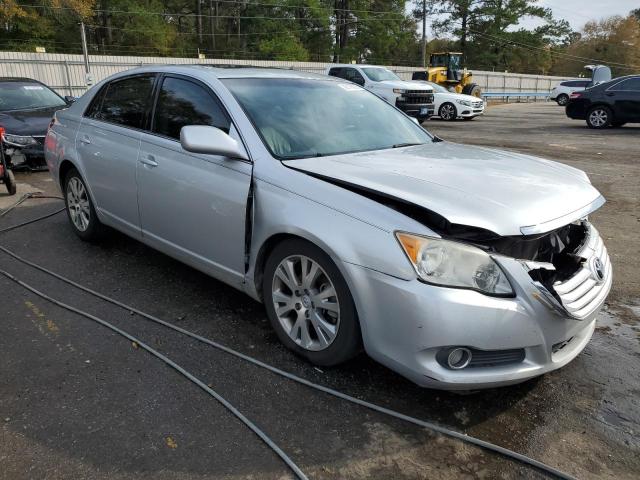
[139,155,158,167]
[605,92,615,96]
[80,135,91,144]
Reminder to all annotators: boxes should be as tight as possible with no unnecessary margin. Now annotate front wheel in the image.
[462,83,482,97]
[64,168,106,241]
[263,239,361,366]
[586,106,612,129]
[439,102,457,121]
[5,170,16,195]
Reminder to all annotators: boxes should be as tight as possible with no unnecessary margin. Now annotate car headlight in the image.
[393,88,407,94]
[456,99,473,107]
[396,232,514,296]
[3,133,38,147]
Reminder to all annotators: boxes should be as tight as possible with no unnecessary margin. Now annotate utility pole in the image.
[421,0,427,68]
[79,21,93,86]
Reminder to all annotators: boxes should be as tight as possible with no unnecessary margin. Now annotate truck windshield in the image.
[223,78,433,159]
[0,81,66,112]
[361,68,401,82]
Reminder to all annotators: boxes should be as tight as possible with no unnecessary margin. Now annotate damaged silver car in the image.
[45,66,612,389]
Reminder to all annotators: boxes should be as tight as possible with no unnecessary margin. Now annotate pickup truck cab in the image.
[326,65,435,121]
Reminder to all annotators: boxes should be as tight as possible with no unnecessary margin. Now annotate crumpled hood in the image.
[283,142,604,236]
[0,106,62,136]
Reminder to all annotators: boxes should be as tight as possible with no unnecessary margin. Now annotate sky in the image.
[425,0,638,35]
[517,0,638,31]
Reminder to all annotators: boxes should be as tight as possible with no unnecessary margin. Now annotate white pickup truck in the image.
[326,64,435,121]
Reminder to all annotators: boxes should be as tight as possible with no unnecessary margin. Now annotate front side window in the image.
[361,68,400,82]
[223,78,432,159]
[94,75,155,129]
[611,77,640,92]
[342,68,365,85]
[152,77,230,140]
[0,81,66,112]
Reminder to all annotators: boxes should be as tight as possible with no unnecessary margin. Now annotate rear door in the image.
[77,74,156,237]
[606,77,640,121]
[137,74,252,287]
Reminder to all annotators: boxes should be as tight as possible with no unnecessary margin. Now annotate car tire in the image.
[439,102,457,121]
[462,83,481,97]
[586,106,612,129]
[5,170,17,195]
[263,238,361,367]
[556,94,569,106]
[64,168,106,241]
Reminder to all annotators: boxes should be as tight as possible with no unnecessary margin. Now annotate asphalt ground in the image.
[1,102,639,479]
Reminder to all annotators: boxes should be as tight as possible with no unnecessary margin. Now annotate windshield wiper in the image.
[280,152,324,160]
[392,142,424,148]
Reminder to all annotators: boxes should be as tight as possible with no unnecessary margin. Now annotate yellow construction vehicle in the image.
[412,52,481,97]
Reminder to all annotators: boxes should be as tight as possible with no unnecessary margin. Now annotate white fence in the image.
[0,51,574,98]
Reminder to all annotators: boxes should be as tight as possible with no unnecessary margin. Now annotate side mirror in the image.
[64,95,76,104]
[180,125,249,160]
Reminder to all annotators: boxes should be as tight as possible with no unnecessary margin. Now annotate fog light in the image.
[447,347,472,369]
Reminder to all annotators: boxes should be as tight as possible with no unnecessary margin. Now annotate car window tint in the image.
[613,78,640,91]
[328,68,343,78]
[343,68,365,85]
[95,75,155,128]
[84,85,107,118]
[152,77,230,140]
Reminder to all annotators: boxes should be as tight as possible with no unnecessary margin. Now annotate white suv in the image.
[326,65,434,121]
[550,80,590,106]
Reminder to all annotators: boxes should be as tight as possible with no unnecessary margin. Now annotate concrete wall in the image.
[0,51,575,98]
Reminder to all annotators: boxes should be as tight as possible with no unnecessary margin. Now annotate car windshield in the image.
[0,81,66,112]
[223,78,433,159]
[361,68,401,82]
[425,82,449,93]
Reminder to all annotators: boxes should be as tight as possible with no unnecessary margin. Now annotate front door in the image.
[137,75,252,287]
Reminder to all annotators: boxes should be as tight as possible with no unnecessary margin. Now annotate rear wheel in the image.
[556,94,569,106]
[586,106,612,129]
[263,239,361,366]
[64,168,106,241]
[462,83,481,97]
[5,170,16,195]
[439,102,457,121]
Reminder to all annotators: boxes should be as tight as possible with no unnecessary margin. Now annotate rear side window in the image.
[328,68,343,78]
[343,68,365,85]
[152,76,230,140]
[611,77,640,91]
[91,75,155,129]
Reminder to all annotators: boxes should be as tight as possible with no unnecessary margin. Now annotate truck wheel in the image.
[556,94,569,106]
[439,102,457,121]
[5,170,17,195]
[586,106,612,129]
[462,83,481,97]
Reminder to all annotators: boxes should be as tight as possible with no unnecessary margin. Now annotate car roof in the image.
[109,64,335,80]
[0,77,41,83]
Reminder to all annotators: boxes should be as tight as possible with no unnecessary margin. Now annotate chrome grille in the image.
[552,226,612,319]
[471,101,483,108]
[401,91,434,104]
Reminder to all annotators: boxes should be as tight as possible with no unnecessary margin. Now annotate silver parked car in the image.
[45,66,612,390]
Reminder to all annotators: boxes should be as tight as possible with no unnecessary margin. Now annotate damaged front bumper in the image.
[345,222,611,390]
[1,137,47,171]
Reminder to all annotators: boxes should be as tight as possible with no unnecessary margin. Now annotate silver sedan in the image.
[45,66,612,389]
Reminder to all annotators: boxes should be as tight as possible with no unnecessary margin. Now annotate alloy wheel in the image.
[588,108,608,127]
[440,104,455,120]
[66,177,91,232]
[271,255,340,351]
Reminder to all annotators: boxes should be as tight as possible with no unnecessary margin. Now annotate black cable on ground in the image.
[0,207,577,480]
[0,268,309,480]
[0,192,64,218]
